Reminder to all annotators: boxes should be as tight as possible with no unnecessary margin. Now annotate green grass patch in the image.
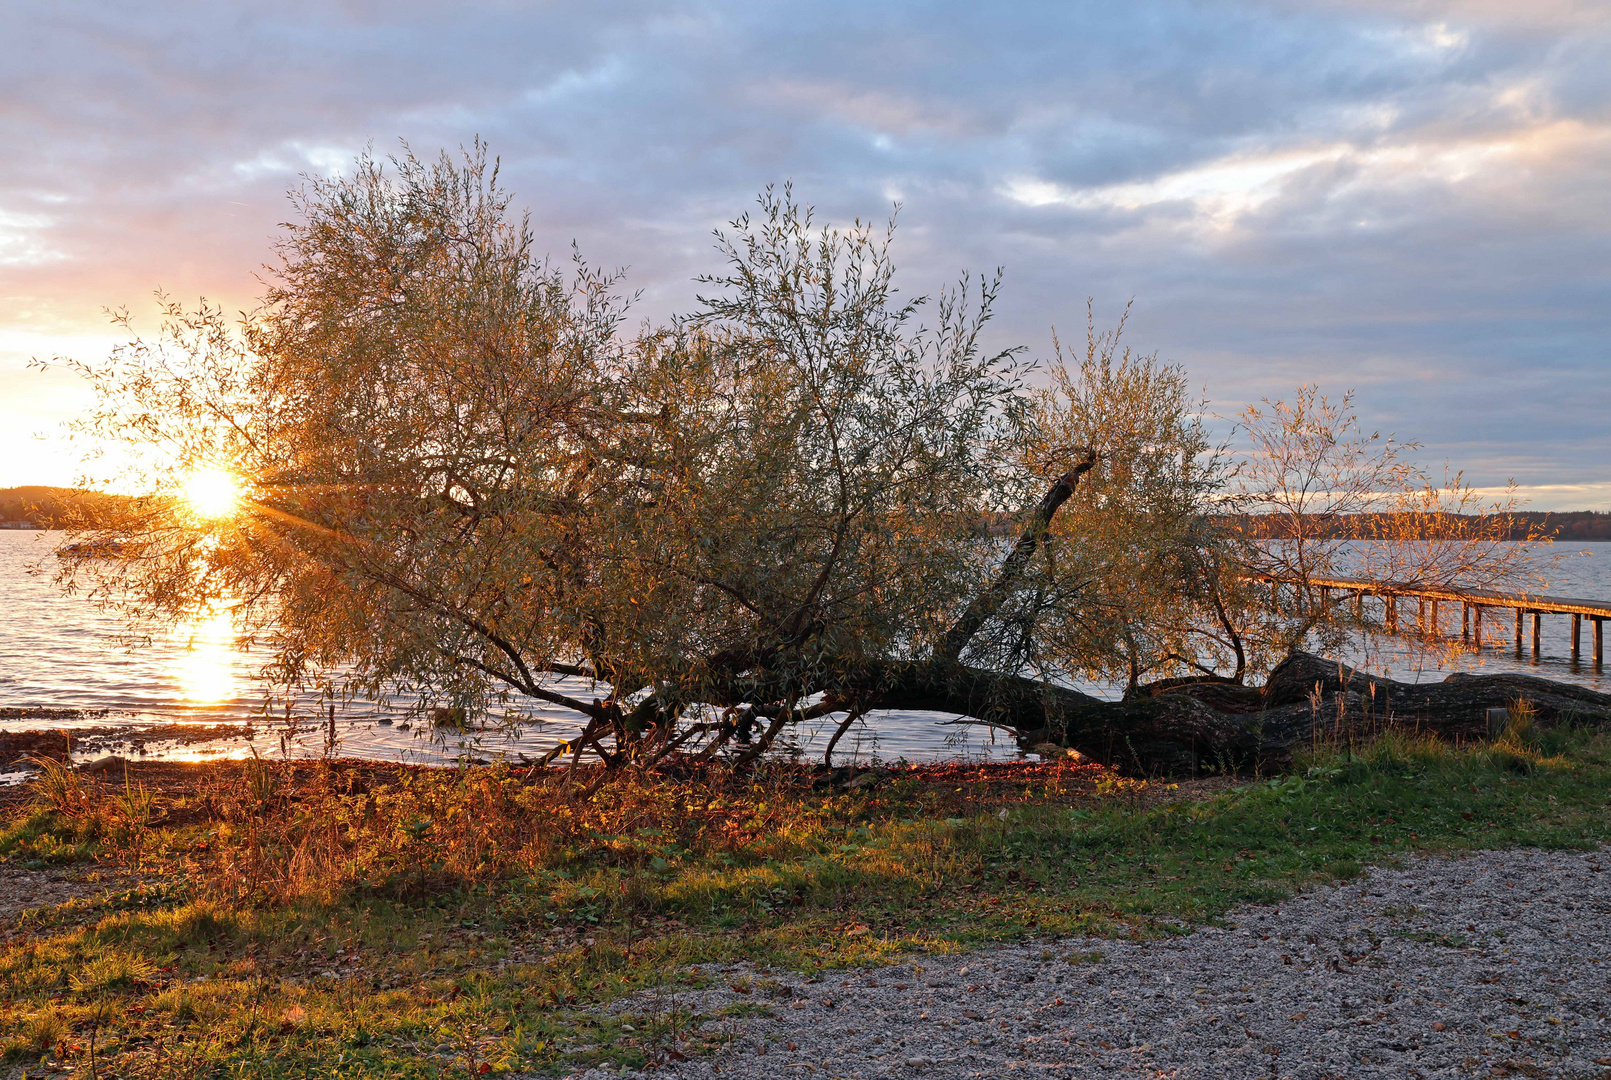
[1,725,1609,1076]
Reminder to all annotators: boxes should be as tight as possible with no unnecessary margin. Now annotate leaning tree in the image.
[53,146,1610,778]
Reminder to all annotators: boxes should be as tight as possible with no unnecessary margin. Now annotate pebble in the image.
[558,846,1611,1078]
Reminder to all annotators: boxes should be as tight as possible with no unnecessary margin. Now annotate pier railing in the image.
[1260,574,1607,669]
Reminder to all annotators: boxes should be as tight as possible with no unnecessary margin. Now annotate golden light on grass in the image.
[182,466,242,519]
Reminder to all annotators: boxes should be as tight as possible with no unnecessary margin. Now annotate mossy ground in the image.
[1,716,1608,1077]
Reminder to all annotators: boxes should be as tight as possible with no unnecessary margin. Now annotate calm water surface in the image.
[2,531,1606,766]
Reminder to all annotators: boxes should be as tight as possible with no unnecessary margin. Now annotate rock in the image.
[79,754,129,774]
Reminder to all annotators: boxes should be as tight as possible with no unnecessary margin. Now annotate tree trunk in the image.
[936,448,1096,663]
[859,651,1611,777]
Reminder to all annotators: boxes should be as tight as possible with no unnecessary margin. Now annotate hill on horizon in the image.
[4,485,1609,539]
[0,486,127,528]
[1225,510,1611,543]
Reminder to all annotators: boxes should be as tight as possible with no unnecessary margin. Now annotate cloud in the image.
[0,0,1607,508]
[1264,0,1607,32]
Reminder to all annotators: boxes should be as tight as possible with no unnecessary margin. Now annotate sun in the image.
[182,467,242,519]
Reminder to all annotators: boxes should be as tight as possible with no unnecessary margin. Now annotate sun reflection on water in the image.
[174,607,238,705]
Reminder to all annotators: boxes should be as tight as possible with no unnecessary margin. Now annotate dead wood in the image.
[850,651,1611,778]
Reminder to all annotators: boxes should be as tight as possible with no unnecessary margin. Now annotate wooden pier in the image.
[1265,575,1608,669]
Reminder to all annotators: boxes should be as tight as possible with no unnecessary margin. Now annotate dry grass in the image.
[0,734,1608,1076]
[5,756,1117,909]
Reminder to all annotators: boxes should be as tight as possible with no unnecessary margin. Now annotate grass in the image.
[0,711,1608,1077]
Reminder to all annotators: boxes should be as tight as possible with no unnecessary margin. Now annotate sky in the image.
[2,0,1608,508]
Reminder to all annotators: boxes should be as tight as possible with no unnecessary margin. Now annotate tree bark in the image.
[855,651,1611,778]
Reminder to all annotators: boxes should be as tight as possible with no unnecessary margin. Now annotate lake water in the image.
[2,530,1607,768]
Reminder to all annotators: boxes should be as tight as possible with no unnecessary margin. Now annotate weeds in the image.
[240,750,279,811]
[24,740,89,819]
[1,1006,67,1064]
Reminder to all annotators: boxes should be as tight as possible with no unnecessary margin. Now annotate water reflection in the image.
[174,607,237,705]
[3,532,1608,765]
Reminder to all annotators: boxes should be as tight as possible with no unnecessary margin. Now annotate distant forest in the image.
[1224,511,1611,542]
[5,485,1610,539]
[0,486,124,527]
[1509,512,1611,541]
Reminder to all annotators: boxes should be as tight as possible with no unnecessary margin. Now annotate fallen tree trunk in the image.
[856,651,1611,777]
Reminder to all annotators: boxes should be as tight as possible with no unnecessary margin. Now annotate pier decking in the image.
[1264,575,1608,669]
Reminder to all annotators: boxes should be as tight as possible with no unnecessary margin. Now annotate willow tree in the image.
[1000,312,1251,695]
[59,149,1048,762]
[56,146,1606,778]
[1228,387,1549,667]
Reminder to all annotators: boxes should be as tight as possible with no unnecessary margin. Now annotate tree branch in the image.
[822,705,868,767]
[936,447,1096,662]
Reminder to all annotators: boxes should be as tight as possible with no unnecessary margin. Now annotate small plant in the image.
[1483,697,1545,773]
[1390,928,1470,948]
[116,771,155,830]
[112,768,157,870]
[240,751,278,811]
[68,952,157,996]
[1499,697,1539,749]
[1,1006,67,1063]
[25,738,88,818]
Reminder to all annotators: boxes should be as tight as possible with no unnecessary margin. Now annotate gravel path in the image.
[569,847,1611,1079]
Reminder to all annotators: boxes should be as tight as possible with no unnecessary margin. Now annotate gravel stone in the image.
[566,846,1611,1078]
[0,864,126,921]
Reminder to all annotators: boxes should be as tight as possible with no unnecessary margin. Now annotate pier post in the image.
[1286,580,1608,665]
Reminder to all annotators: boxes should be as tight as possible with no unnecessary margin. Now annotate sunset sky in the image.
[3,0,1608,506]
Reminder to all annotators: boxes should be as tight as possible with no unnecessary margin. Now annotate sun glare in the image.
[183,467,241,519]
[175,606,239,705]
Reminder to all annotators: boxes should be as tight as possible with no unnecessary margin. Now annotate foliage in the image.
[1228,386,1549,666]
[50,148,1053,763]
[45,143,1547,765]
[1002,306,1241,690]
[0,486,126,528]
[24,747,92,820]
